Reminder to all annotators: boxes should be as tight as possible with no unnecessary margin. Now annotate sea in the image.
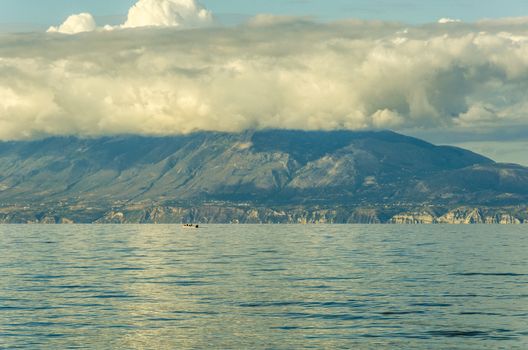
[0,225,527,349]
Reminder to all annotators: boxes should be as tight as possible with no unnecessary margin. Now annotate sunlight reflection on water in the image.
[0,225,527,349]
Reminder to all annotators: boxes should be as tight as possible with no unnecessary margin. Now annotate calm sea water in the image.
[0,225,527,349]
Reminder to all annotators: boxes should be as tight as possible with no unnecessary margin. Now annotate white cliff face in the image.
[499,214,522,224]
[0,204,525,224]
[437,208,484,224]
[465,209,485,224]
[484,214,522,224]
[389,212,436,224]
[389,208,525,224]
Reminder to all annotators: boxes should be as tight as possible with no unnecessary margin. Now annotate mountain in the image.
[0,130,527,223]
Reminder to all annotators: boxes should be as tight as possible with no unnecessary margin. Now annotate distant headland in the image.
[0,130,526,224]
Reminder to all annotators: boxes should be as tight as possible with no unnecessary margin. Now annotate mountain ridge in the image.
[0,129,526,223]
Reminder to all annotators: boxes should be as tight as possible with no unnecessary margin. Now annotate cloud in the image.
[247,14,307,27]
[122,0,212,29]
[438,18,462,24]
[47,13,97,34]
[47,0,212,34]
[1,17,528,141]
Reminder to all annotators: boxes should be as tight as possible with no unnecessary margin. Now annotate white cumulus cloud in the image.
[1,17,528,142]
[123,0,212,28]
[438,18,462,24]
[47,13,97,34]
[47,0,212,34]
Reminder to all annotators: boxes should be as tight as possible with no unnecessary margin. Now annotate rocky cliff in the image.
[0,204,526,224]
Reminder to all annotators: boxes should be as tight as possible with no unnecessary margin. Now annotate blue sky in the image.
[2,0,528,30]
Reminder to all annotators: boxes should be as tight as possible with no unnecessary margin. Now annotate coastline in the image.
[1,204,526,224]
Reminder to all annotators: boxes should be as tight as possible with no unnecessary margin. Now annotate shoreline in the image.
[1,205,526,224]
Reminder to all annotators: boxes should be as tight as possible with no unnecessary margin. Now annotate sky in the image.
[0,0,528,165]
[2,0,528,30]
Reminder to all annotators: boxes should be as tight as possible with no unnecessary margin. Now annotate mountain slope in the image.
[0,130,526,222]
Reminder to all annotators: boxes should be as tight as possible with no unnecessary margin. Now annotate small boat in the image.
[182,224,200,229]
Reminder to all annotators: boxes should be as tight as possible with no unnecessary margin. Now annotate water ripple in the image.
[1,224,527,349]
